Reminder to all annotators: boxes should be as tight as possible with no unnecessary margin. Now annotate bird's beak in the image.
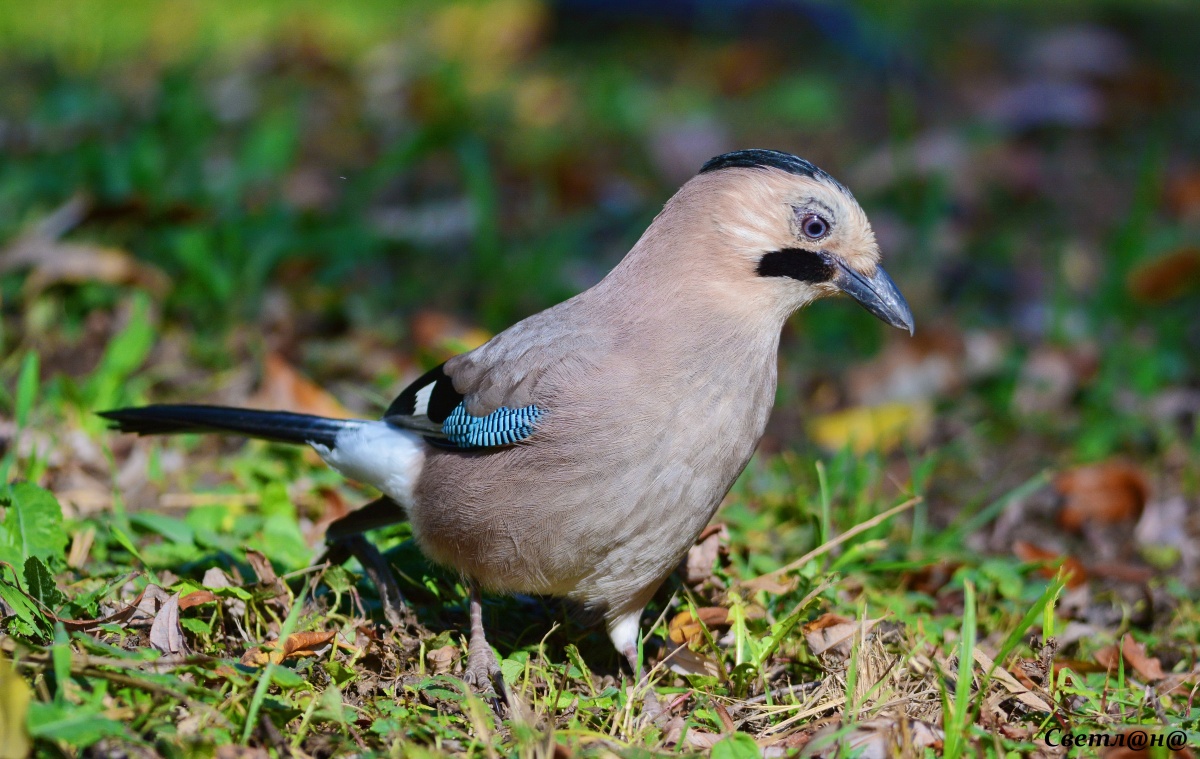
[833,261,915,335]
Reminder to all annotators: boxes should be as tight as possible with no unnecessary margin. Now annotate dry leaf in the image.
[1095,634,1165,682]
[249,351,351,418]
[808,400,932,454]
[1012,541,1088,588]
[149,594,187,655]
[179,590,218,610]
[682,730,723,750]
[1118,635,1165,681]
[681,524,727,586]
[0,195,169,298]
[1055,461,1149,532]
[134,584,171,624]
[201,568,246,617]
[426,644,458,674]
[665,643,725,678]
[17,243,170,296]
[410,310,492,360]
[1054,658,1108,676]
[202,568,235,588]
[901,560,963,596]
[244,550,278,585]
[806,717,943,759]
[803,614,880,660]
[972,648,1053,712]
[241,629,337,666]
[667,607,733,646]
[1128,247,1200,303]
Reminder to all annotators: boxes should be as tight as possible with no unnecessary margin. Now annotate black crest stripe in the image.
[700,149,851,198]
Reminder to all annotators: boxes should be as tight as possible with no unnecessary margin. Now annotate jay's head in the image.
[659,149,913,334]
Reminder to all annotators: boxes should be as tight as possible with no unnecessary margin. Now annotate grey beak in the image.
[834,261,914,335]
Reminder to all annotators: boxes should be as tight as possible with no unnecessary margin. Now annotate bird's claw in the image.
[463,643,509,712]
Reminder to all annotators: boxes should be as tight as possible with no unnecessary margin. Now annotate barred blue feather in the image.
[441,404,544,448]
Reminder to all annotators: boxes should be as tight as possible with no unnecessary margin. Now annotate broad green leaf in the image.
[322,565,354,596]
[129,512,195,546]
[26,702,127,747]
[0,575,49,638]
[0,482,67,572]
[324,659,357,687]
[180,617,211,636]
[711,732,760,759]
[259,482,310,569]
[84,291,156,409]
[23,556,65,610]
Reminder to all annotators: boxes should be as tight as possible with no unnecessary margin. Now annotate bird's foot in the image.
[463,584,511,712]
[463,641,503,695]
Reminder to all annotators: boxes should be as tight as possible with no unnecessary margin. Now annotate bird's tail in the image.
[98,404,366,449]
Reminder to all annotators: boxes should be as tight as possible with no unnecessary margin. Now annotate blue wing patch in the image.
[441,404,544,448]
[384,361,544,449]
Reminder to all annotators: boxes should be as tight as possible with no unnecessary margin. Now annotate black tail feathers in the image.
[98,404,365,449]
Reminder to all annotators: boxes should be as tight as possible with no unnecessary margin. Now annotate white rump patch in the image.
[312,422,425,507]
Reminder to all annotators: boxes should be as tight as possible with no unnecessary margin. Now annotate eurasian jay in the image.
[101,149,913,692]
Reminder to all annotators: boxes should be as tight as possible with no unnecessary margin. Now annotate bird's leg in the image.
[463,583,505,699]
[320,498,410,627]
[340,534,407,627]
[624,645,643,682]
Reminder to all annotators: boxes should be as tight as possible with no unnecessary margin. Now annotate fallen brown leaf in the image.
[426,644,458,674]
[249,351,351,418]
[901,560,963,596]
[1012,541,1088,588]
[0,195,169,297]
[667,607,733,646]
[410,310,491,360]
[681,524,727,586]
[244,550,278,585]
[803,614,880,660]
[241,629,337,667]
[1055,461,1149,532]
[178,590,218,610]
[1166,170,1200,219]
[1095,634,1166,682]
[664,644,725,678]
[973,648,1054,713]
[1128,247,1200,303]
[149,594,187,656]
[1053,658,1108,676]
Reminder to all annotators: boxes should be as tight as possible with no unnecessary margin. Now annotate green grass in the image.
[3,0,1200,756]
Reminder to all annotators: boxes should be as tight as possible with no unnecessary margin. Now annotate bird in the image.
[100,149,913,694]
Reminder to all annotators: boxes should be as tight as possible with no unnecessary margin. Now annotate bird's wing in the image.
[383,303,604,450]
[382,360,546,450]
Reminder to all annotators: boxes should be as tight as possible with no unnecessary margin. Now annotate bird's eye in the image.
[801,214,830,240]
